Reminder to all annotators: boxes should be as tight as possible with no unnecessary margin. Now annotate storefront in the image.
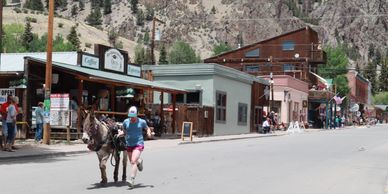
[0,45,186,139]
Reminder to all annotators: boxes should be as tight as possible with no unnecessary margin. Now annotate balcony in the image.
[309,50,326,64]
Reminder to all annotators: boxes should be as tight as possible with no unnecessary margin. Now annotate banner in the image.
[50,94,70,126]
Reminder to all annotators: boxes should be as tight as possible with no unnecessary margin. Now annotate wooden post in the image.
[22,59,29,139]
[66,127,70,143]
[0,0,3,53]
[76,79,83,138]
[160,91,164,133]
[110,85,115,111]
[151,17,165,65]
[172,93,176,134]
[43,0,54,145]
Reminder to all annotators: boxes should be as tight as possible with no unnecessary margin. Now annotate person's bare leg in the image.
[130,149,142,178]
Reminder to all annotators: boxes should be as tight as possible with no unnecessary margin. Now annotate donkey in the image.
[81,109,128,186]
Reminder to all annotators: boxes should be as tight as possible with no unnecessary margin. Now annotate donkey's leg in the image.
[98,152,110,185]
[122,151,128,181]
[113,150,120,182]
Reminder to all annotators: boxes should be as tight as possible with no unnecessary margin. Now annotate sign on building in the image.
[49,94,70,126]
[0,89,15,104]
[104,49,125,73]
[81,54,100,69]
[127,64,141,77]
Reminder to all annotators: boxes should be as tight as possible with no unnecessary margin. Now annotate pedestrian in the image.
[119,106,152,189]
[0,95,12,150]
[11,96,20,150]
[35,102,44,143]
[262,117,270,134]
[5,96,17,152]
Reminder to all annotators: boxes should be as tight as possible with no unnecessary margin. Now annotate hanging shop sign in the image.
[127,64,141,77]
[9,77,27,88]
[104,49,125,73]
[0,88,15,104]
[81,54,99,69]
[116,88,135,98]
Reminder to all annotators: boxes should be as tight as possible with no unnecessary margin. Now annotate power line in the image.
[183,14,388,22]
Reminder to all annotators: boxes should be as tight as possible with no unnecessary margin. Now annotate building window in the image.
[283,64,295,72]
[186,91,200,104]
[245,65,260,72]
[282,41,295,51]
[245,48,260,57]
[175,94,184,103]
[238,103,248,125]
[171,91,201,104]
[216,91,227,122]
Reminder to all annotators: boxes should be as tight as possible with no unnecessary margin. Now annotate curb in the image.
[0,150,90,163]
[178,133,286,145]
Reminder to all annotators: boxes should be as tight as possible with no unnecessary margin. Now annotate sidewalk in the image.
[0,131,287,162]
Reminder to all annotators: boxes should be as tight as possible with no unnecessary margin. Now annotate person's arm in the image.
[142,120,152,137]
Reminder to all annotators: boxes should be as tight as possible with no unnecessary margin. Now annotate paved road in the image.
[1,125,388,194]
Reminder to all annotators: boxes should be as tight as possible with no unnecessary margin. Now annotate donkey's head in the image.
[82,108,108,151]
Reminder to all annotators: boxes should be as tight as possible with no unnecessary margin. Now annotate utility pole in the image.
[151,16,165,65]
[0,0,3,53]
[43,0,54,145]
[270,56,274,112]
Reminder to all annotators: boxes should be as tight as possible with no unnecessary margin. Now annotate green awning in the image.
[26,57,186,93]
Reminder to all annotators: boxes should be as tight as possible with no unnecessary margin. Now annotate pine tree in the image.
[143,31,150,45]
[211,6,216,14]
[130,0,138,14]
[22,20,34,51]
[103,0,112,15]
[144,47,152,65]
[86,7,102,26]
[134,44,145,65]
[159,44,168,64]
[24,0,44,11]
[379,63,388,92]
[136,9,145,26]
[368,44,375,62]
[108,28,118,46]
[71,4,79,16]
[145,6,154,21]
[364,62,378,95]
[67,26,80,50]
[168,41,200,64]
[79,0,85,10]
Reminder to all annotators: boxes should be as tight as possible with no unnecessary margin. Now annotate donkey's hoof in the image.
[100,180,107,186]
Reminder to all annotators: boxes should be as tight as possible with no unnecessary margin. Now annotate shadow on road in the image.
[87,181,154,190]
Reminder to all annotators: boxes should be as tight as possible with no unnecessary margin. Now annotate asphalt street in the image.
[1,125,388,194]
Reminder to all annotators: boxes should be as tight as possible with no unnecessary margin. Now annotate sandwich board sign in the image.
[181,122,193,142]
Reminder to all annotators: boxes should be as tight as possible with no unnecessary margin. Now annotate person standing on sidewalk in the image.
[35,102,44,143]
[119,106,152,189]
[5,97,17,152]
[1,95,12,150]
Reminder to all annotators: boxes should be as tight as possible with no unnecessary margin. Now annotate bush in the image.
[26,17,37,23]
[13,8,22,13]
[58,23,64,28]
[85,43,92,48]
[23,9,29,14]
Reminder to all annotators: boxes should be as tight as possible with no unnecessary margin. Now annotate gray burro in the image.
[0,132,289,162]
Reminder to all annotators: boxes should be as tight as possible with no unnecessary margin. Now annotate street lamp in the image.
[268,56,274,113]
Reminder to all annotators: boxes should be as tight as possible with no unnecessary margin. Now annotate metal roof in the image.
[26,57,186,93]
[0,52,78,72]
[142,63,269,85]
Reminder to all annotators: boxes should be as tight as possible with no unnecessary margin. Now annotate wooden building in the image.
[0,45,186,140]
[204,26,326,85]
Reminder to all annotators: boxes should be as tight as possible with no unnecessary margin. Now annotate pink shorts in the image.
[126,145,144,152]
